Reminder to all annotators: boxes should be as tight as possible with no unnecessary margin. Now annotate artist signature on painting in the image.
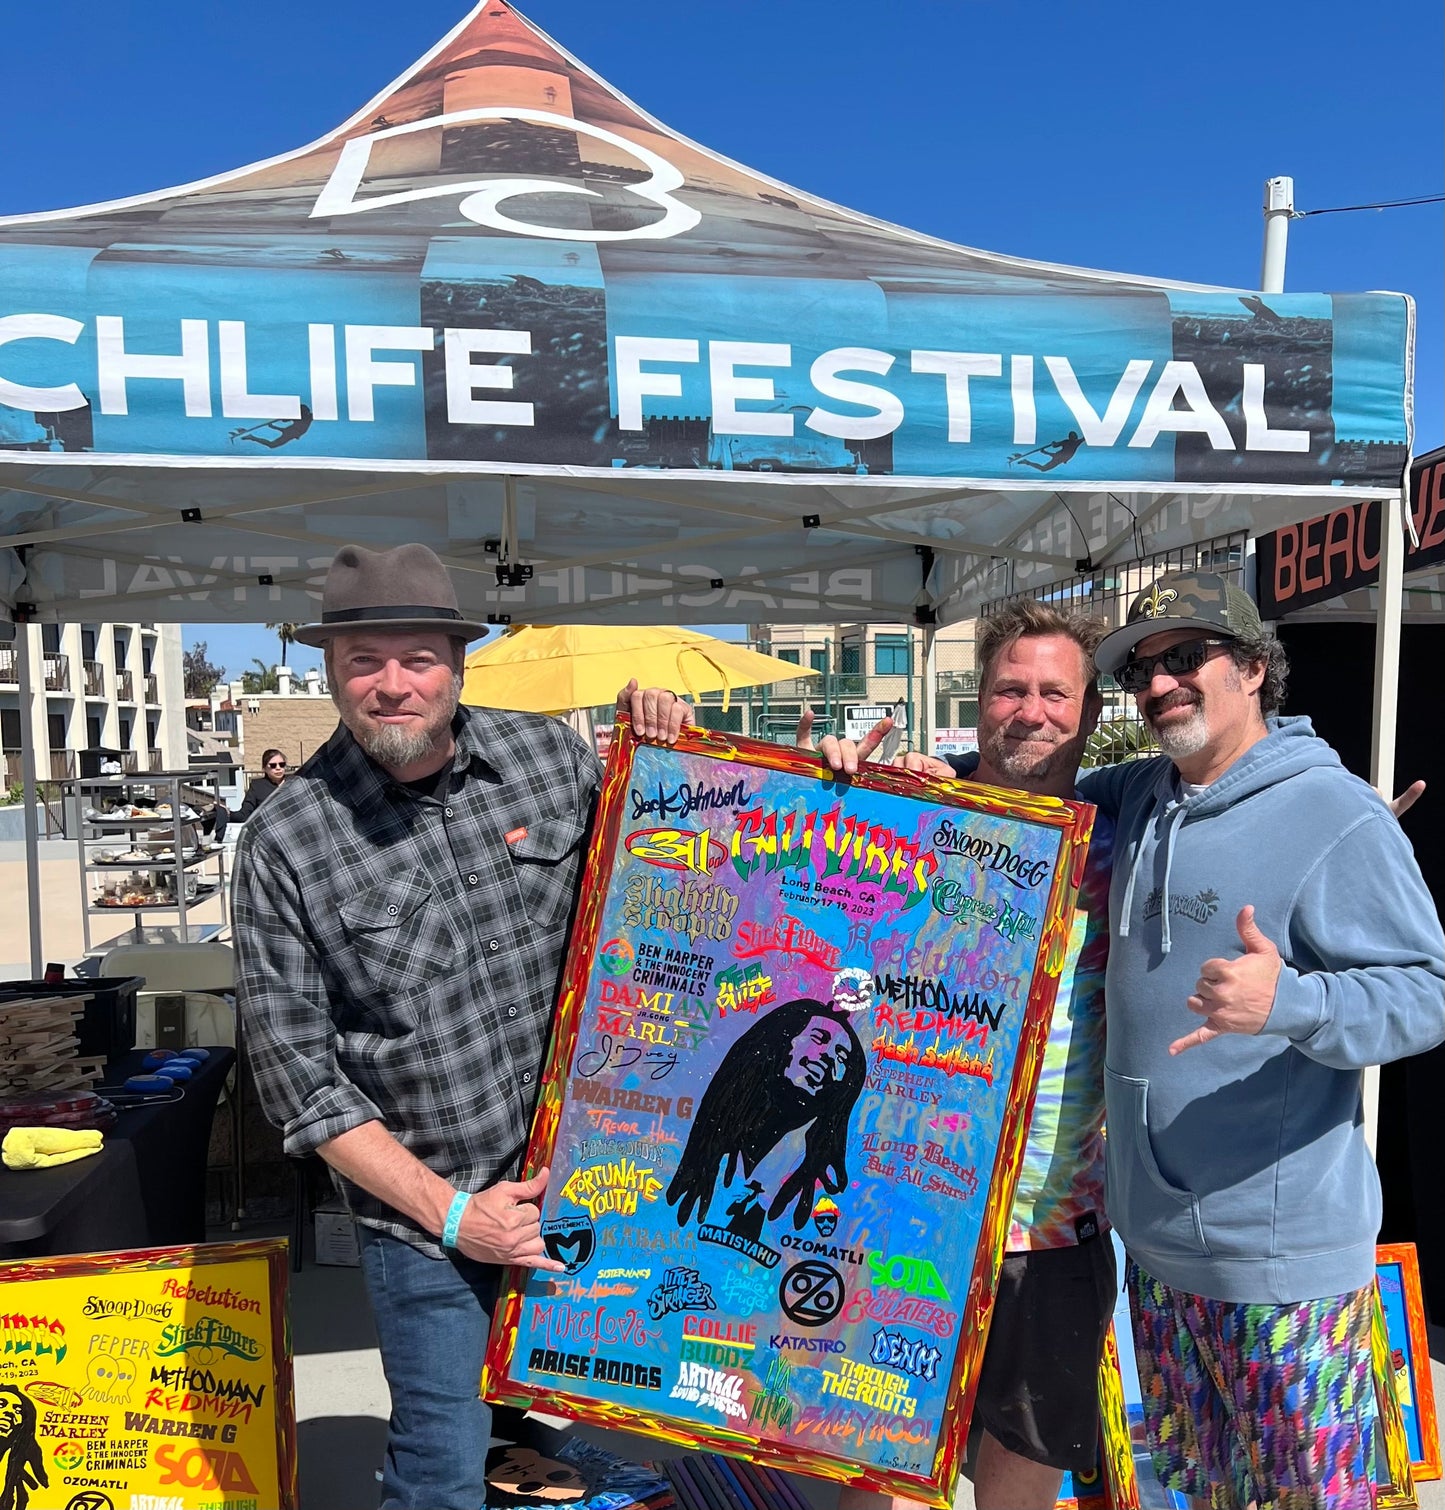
[630,778,750,823]
[575,1035,679,1080]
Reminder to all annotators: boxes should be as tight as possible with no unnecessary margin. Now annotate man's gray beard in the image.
[354,721,448,768]
[980,727,1064,782]
[1149,702,1210,760]
[347,672,463,768]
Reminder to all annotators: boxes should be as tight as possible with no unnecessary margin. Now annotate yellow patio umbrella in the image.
[461,625,819,714]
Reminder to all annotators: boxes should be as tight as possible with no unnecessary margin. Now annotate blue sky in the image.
[3,0,1439,679]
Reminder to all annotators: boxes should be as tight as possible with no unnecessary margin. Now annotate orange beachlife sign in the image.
[1256,446,1445,618]
[0,1239,295,1510]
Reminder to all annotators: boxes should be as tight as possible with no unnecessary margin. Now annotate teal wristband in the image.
[441,1190,471,1250]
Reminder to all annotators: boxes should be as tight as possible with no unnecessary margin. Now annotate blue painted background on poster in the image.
[1377,1260,1424,1463]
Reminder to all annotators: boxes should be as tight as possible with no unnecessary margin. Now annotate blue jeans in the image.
[358,1225,501,1510]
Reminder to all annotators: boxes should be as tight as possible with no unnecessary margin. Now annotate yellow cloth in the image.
[2,1126,104,1169]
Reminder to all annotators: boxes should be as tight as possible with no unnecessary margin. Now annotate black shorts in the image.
[971,1236,1119,1472]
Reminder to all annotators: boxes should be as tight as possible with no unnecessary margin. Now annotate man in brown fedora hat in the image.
[233,542,688,1510]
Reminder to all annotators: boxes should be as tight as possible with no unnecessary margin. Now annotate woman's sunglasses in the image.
[1116,637,1232,694]
[265,760,287,770]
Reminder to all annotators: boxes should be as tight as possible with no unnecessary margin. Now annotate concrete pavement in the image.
[0,834,228,979]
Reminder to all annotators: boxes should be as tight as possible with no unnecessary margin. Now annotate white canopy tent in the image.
[0,0,1415,971]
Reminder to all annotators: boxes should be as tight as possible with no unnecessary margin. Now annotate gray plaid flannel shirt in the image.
[233,704,601,1256]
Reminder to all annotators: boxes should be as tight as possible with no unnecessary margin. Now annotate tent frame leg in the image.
[17,620,44,978]
[1362,486,1406,1156]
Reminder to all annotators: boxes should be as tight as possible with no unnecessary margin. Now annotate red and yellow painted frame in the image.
[0,1237,296,1510]
[1377,1241,1441,1482]
[483,719,1093,1508]
[1374,1277,1420,1509]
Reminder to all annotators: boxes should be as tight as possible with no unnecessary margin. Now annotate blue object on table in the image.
[177,1049,210,1063]
[124,1074,175,1094]
[156,1063,193,1082]
[143,1050,178,1068]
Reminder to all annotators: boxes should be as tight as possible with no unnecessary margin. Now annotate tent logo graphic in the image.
[310,107,701,243]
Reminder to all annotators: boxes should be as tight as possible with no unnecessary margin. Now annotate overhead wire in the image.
[1296,193,1444,218]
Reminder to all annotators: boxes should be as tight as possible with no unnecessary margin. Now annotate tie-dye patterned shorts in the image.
[1126,1259,1374,1510]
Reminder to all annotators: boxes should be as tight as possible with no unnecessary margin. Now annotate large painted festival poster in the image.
[0,1238,295,1510]
[483,720,1093,1507]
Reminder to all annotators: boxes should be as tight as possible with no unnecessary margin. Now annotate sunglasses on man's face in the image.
[1116,637,1232,694]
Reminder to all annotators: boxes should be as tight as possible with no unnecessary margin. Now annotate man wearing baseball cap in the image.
[1081,569,1445,1510]
[233,543,688,1510]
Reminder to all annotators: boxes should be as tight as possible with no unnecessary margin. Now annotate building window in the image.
[874,635,910,676]
[776,649,800,665]
[809,649,828,675]
[938,696,980,730]
[839,643,860,675]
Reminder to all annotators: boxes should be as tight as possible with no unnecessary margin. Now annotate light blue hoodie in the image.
[1079,716,1445,1303]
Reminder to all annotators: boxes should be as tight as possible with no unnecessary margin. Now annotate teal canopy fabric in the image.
[0,2,1413,625]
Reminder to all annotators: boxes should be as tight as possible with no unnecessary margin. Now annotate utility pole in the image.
[1260,176,1294,292]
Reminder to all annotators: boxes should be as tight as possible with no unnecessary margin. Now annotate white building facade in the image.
[0,621,187,786]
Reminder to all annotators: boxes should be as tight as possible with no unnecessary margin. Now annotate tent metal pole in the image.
[921,624,937,757]
[1370,491,1404,804]
[16,620,44,978]
[1362,485,1406,1155]
[1260,176,1294,293]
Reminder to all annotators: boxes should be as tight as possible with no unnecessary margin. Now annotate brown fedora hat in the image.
[292,543,488,647]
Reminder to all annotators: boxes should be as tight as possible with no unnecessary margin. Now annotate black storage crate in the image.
[0,975,143,1059]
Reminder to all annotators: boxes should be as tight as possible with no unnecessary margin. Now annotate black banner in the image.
[1256,448,1445,618]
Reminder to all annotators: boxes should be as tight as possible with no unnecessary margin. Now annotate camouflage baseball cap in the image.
[1095,570,1264,675]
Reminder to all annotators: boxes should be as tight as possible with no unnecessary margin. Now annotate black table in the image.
[0,1045,235,1257]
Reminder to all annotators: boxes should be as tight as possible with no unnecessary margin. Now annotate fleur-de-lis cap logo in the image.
[1139,584,1178,619]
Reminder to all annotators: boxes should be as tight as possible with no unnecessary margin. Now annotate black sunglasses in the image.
[1116,637,1232,694]
[265,760,287,769]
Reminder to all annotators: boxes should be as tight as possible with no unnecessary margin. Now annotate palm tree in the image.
[241,658,280,694]
[266,623,300,667]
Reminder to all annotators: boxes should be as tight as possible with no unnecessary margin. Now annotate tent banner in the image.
[0,3,1412,492]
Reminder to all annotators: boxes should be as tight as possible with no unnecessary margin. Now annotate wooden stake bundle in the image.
[0,994,103,1094]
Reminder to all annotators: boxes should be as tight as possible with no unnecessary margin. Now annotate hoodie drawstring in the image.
[1119,781,1190,956]
[1155,801,1188,955]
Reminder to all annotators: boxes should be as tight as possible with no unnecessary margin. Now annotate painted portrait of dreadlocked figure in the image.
[0,1386,47,1510]
[667,994,867,1233]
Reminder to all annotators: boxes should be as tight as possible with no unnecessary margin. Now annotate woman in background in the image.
[204,748,288,844]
